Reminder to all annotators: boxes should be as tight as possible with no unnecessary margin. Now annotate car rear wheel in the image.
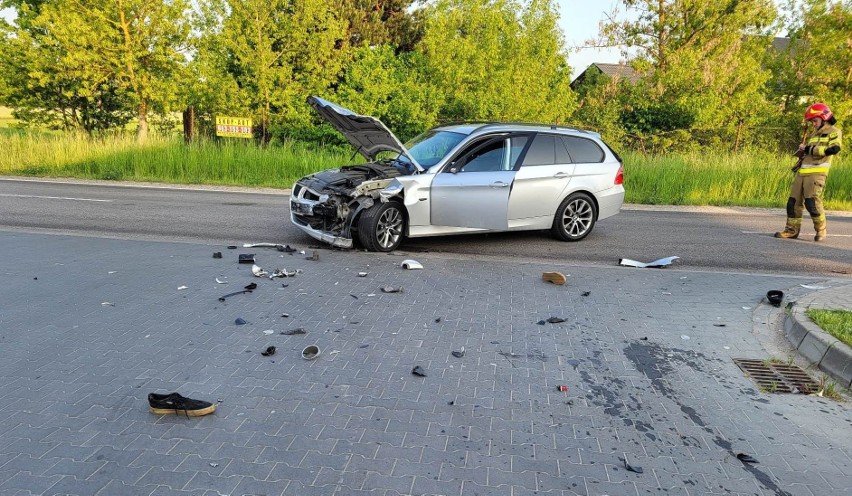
[357,201,406,252]
[551,192,596,241]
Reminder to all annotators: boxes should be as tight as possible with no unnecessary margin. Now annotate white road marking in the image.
[0,193,112,202]
[741,230,851,237]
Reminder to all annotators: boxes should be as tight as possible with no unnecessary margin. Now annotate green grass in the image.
[0,130,849,210]
[0,106,16,128]
[806,309,852,348]
[622,150,852,211]
[0,132,353,187]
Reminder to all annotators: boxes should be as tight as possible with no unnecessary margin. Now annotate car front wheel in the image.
[357,201,406,252]
[551,192,597,241]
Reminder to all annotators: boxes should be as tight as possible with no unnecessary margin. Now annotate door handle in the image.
[490,181,509,188]
[553,172,569,179]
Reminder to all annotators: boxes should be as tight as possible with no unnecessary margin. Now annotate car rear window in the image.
[562,136,604,163]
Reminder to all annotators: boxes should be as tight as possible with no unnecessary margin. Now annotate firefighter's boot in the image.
[774,218,801,239]
[813,216,827,242]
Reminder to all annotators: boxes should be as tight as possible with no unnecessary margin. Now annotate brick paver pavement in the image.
[0,231,850,496]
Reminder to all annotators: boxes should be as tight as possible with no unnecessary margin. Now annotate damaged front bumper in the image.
[290,184,355,249]
[290,211,354,249]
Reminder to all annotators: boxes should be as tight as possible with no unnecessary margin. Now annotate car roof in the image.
[432,122,601,139]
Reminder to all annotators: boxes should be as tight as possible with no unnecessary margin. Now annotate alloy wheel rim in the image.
[377,207,403,249]
[562,199,593,237]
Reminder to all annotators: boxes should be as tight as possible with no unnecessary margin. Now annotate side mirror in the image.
[449,162,459,174]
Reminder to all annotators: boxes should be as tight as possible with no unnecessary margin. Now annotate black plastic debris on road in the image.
[736,453,759,464]
[581,291,591,297]
[766,290,784,307]
[537,317,566,325]
[281,328,307,335]
[623,459,644,474]
[381,286,403,293]
[238,254,255,264]
[218,290,252,302]
[235,318,247,325]
[411,366,427,377]
[212,252,222,259]
[261,346,276,356]
[451,348,465,358]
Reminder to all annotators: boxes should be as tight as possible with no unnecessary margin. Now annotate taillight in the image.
[614,164,624,185]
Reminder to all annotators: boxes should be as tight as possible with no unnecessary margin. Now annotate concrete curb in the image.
[784,287,852,389]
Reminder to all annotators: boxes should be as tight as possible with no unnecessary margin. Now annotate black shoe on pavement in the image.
[148,392,216,417]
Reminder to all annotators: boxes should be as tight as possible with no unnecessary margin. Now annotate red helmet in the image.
[805,102,832,121]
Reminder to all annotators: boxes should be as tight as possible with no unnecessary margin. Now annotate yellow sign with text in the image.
[215,116,253,138]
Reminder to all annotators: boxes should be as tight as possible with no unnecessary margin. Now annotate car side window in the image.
[459,138,508,172]
[522,134,557,166]
[562,136,605,163]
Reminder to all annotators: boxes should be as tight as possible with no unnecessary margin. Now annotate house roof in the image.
[570,63,641,90]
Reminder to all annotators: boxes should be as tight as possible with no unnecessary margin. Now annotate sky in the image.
[0,1,623,79]
[556,1,626,77]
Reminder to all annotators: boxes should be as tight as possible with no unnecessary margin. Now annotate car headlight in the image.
[379,179,403,201]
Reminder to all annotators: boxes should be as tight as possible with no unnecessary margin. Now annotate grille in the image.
[733,358,819,394]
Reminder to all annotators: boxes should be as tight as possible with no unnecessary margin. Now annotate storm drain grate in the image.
[733,359,820,394]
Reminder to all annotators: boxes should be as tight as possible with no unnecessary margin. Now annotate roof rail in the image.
[435,120,593,135]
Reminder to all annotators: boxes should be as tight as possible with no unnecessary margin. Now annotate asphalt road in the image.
[1,177,850,277]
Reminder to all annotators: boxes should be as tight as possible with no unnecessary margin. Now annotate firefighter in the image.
[775,102,842,242]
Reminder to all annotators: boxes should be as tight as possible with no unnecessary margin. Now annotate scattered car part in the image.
[766,290,784,307]
[401,259,423,270]
[177,286,188,290]
[542,272,567,285]
[736,453,758,464]
[800,284,829,289]
[358,272,368,277]
[251,265,268,277]
[218,290,252,302]
[623,459,644,474]
[235,318,247,325]
[302,345,320,360]
[581,291,591,296]
[618,256,680,268]
[282,328,307,335]
[261,346,276,356]
[381,286,403,293]
[451,347,465,358]
[269,268,299,279]
[411,366,427,377]
[238,254,255,264]
[212,252,222,259]
[216,277,227,284]
[545,317,566,324]
[556,385,568,392]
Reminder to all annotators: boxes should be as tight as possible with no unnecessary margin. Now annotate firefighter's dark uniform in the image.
[776,123,842,241]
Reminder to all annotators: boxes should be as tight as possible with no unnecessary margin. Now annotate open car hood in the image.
[307,96,423,172]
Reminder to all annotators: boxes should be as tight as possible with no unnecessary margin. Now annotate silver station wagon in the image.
[290,96,625,252]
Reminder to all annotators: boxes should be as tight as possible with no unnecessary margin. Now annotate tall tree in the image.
[772,0,851,130]
[420,0,577,123]
[2,0,192,140]
[337,0,421,50]
[0,0,135,133]
[207,0,348,142]
[601,0,777,150]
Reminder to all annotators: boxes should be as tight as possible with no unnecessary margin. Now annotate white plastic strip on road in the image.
[741,230,851,237]
[0,193,113,202]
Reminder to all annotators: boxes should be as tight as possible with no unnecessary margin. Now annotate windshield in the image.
[397,130,467,168]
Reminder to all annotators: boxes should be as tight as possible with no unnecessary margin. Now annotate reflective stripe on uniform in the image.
[799,166,830,174]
